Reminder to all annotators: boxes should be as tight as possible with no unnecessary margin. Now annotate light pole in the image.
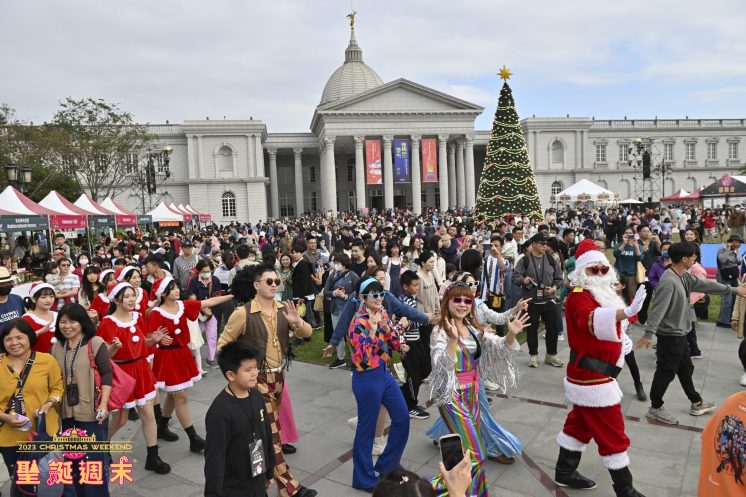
[4,163,32,193]
[133,146,173,213]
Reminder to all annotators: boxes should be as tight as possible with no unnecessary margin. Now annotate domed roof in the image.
[319,28,384,106]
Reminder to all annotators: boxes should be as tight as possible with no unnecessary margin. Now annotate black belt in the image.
[158,344,181,350]
[569,350,622,379]
[114,356,143,365]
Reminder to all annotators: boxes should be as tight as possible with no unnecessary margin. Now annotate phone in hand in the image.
[439,434,464,471]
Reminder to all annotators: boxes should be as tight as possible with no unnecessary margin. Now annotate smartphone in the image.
[439,434,463,471]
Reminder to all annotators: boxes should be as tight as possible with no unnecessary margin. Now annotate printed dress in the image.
[97,312,158,409]
[429,323,521,497]
[23,312,58,353]
[148,300,202,392]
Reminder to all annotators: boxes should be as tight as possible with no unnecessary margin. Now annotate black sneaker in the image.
[329,358,346,369]
[409,408,430,420]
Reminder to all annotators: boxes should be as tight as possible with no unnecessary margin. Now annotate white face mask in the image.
[334,263,343,272]
[200,271,212,280]
[79,258,89,265]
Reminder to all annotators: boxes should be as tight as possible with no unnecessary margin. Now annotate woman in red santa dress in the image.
[97,281,172,475]
[22,282,58,352]
[554,238,647,497]
[147,277,234,454]
[89,269,116,320]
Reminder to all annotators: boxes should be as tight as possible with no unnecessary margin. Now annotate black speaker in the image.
[642,151,651,179]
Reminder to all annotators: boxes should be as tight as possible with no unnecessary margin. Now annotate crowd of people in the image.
[0,202,744,497]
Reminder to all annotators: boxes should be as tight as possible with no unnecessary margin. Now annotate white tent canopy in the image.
[100,197,134,215]
[147,202,183,222]
[555,179,619,202]
[619,198,643,204]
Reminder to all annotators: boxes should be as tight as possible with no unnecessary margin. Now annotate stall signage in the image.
[137,215,152,225]
[89,216,115,228]
[0,215,48,231]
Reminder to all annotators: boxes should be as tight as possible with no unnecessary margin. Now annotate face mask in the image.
[334,263,343,272]
[200,272,212,280]
[79,258,89,265]
[213,256,221,262]
[0,286,11,296]
[661,251,669,258]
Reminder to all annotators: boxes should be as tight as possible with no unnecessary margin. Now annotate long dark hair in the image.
[81,265,102,303]
[55,303,97,344]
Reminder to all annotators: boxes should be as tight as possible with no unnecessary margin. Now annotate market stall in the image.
[185,204,212,224]
[146,201,184,231]
[38,190,89,231]
[100,197,139,227]
[552,179,621,205]
[699,175,746,208]
[73,194,117,243]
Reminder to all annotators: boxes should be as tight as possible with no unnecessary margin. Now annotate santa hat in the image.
[106,282,133,300]
[99,269,115,283]
[115,265,138,282]
[574,238,610,269]
[151,277,174,301]
[29,282,55,299]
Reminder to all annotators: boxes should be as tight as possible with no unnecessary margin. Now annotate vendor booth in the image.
[100,197,139,227]
[551,179,620,205]
[699,175,746,208]
[146,202,184,231]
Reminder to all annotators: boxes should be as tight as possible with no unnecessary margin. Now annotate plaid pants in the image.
[258,371,301,497]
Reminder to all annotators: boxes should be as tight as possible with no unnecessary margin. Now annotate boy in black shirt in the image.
[205,342,275,497]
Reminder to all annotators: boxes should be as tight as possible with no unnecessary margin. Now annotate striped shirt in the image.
[398,293,420,342]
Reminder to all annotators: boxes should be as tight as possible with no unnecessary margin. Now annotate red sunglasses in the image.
[450,297,474,305]
[587,265,610,275]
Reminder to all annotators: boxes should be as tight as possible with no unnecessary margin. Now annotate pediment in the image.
[316,78,484,114]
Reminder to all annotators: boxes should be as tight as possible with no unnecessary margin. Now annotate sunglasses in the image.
[587,265,610,275]
[263,278,281,286]
[450,297,474,305]
[363,292,385,299]
[465,281,478,288]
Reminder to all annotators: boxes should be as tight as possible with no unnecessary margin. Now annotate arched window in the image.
[222,191,236,218]
[551,181,563,195]
[551,140,564,164]
[216,145,234,173]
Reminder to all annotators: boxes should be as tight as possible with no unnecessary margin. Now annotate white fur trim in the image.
[564,378,623,407]
[556,431,587,452]
[106,282,133,300]
[153,277,174,299]
[156,373,201,392]
[575,251,610,270]
[601,451,630,470]
[24,312,57,329]
[117,266,137,282]
[593,307,622,342]
[29,283,55,299]
[99,269,115,283]
[152,300,184,323]
[122,388,157,409]
[103,312,138,329]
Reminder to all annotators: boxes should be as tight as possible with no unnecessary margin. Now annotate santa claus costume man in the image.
[554,238,647,497]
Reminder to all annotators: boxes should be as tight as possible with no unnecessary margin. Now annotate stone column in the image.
[186,135,196,179]
[411,135,422,215]
[196,136,204,178]
[448,143,457,208]
[324,136,337,212]
[267,148,279,218]
[456,140,466,207]
[438,135,449,210]
[354,137,366,212]
[246,135,256,177]
[255,135,265,177]
[465,134,475,207]
[293,148,304,216]
[383,135,394,210]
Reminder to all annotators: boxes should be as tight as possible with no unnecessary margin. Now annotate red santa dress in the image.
[557,287,633,470]
[23,312,58,353]
[97,312,158,409]
[148,300,202,392]
[89,293,111,321]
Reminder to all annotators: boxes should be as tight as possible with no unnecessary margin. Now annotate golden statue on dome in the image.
[347,10,357,29]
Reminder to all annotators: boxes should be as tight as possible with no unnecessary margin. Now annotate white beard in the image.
[571,265,625,308]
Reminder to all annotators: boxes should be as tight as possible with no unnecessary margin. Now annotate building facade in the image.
[115,26,745,224]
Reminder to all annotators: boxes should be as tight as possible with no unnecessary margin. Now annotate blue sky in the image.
[2,0,744,131]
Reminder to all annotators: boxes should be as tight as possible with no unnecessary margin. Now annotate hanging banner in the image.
[89,215,116,229]
[0,215,48,231]
[393,139,411,183]
[137,215,153,225]
[421,138,438,183]
[365,139,382,185]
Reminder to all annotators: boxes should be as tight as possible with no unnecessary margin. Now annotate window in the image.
[280,192,294,217]
[347,159,355,182]
[309,166,316,183]
[664,143,674,161]
[707,142,717,160]
[125,153,139,174]
[551,181,563,195]
[686,142,696,161]
[551,140,564,163]
[434,187,441,210]
[305,191,317,212]
[216,145,234,173]
[221,192,236,218]
[729,142,738,160]
[348,191,356,211]
[421,190,427,207]
[595,144,606,163]
[619,145,628,162]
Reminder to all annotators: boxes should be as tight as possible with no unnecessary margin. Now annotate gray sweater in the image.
[643,268,736,339]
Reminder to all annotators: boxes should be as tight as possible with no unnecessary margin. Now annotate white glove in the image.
[622,332,633,355]
[624,285,647,318]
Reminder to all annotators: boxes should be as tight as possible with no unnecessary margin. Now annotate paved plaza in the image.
[1,322,742,496]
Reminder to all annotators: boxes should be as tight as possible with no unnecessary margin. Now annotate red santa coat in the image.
[97,312,157,409]
[564,287,629,407]
[23,312,58,353]
[148,300,202,392]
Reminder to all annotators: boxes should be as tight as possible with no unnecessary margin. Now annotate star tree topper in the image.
[498,65,512,81]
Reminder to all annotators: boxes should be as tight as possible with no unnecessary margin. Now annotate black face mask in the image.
[0,286,12,296]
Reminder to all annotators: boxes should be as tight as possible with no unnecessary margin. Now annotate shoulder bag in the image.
[87,340,136,412]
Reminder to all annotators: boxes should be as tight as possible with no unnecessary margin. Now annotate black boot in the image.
[153,403,163,424]
[185,425,205,453]
[609,467,646,497]
[157,416,180,442]
[128,408,140,421]
[635,383,647,401]
[144,445,171,474]
[554,448,597,489]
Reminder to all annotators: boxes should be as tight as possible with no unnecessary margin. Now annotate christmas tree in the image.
[475,66,543,220]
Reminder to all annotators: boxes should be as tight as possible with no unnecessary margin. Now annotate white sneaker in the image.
[347,417,358,431]
[557,334,566,341]
[422,375,430,384]
[528,355,539,368]
[483,380,500,392]
[393,363,406,381]
[372,436,386,456]
[740,372,746,387]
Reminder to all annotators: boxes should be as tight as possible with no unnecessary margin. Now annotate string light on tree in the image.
[475,66,543,220]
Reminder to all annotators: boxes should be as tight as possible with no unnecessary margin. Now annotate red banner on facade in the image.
[365,140,382,185]
[421,138,438,183]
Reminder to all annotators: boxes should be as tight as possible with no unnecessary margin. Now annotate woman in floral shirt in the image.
[348,277,410,491]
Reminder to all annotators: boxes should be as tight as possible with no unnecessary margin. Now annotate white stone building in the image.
[116,26,745,224]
